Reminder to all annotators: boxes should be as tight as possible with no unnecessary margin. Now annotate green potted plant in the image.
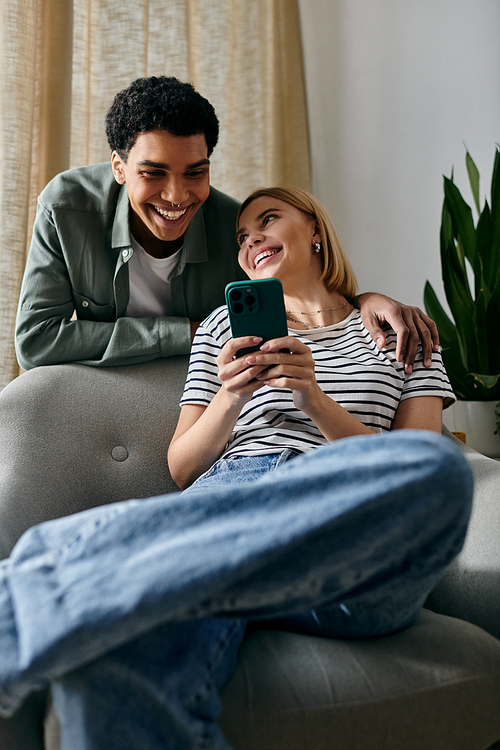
[424,146,500,458]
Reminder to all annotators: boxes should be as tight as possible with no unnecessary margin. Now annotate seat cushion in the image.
[219,609,500,750]
[45,611,500,749]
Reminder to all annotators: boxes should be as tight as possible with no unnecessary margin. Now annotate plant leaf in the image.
[466,149,481,214]
[440,204,473,313]
[447,274,478,373]
[469,372,500,389]
[486,277,500,374]
[443,176,477,266]
[423,282,477,399]
[431,149,500,400]
[490,146,500,253]
[476,200,495,292]
[423,281,457,346]
[442,348,480,400]
[472,288,490,374]
[439,214,476,371]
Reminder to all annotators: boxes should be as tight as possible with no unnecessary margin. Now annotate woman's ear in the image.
[111,151,126,185]
[313,221,323,245]
[313,224,323,247]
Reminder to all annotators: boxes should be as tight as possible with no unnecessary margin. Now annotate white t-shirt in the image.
[126,237,182,318]
[180,306,455,459]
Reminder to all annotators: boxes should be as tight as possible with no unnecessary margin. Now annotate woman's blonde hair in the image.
[237,187,358,297]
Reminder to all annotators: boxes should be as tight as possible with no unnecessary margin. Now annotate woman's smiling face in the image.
[236,196,321,285]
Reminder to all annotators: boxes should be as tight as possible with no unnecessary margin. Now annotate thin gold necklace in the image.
[286,301,352,329]
[286,301,350,315]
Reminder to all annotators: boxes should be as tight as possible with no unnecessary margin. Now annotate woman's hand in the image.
[356,293,439,373]
[217,336,271,405]
[169,334,270,489]
[244,336,322,413]
[246,335,374,442]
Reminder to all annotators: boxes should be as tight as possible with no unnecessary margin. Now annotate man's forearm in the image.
[15,313,192,369]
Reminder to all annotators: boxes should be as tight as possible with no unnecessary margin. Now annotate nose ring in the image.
[171,202,181,207]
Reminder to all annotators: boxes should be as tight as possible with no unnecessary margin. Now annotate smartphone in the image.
[225,278,288,357]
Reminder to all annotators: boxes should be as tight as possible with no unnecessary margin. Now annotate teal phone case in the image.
[225,278,288,356]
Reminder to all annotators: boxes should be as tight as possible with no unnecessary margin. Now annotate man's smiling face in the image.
[111,129,210,255]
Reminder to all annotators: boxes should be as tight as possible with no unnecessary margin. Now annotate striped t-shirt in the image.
[180,307,455,459]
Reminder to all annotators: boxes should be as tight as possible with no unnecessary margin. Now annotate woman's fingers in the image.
[219,335,316,397]
[259,336,308,354]
[248,340,316,388]
[217,337,269,397]
[218,336,262,365]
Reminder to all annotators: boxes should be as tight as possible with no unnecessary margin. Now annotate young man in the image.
[15,76,438,373]
[15,77,245,369]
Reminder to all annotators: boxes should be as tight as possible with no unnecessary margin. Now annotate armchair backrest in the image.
[0,358,188,557]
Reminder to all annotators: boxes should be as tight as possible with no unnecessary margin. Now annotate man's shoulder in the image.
[39,162,120,213]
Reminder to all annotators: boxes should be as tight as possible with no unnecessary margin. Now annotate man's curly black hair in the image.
[105,76,219,160]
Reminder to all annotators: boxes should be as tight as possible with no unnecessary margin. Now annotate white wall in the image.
[298,0,500,308]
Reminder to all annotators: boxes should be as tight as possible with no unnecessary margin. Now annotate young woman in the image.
[168,187,453,491]
[0,189,471,750]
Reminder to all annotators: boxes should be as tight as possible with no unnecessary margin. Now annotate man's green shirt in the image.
[16,163,246,368]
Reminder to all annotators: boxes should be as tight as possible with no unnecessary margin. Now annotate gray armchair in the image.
[0,360,499,750]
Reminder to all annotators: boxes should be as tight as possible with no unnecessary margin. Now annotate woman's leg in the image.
[48,456,282,750]
[52,618,246,750]
[50,456,287,750]
[263,558,448,640]
[0,431,473,717]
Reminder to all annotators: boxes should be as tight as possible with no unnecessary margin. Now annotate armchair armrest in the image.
[425,427,500,639]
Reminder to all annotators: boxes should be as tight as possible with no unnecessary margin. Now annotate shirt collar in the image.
[111,184,132,249]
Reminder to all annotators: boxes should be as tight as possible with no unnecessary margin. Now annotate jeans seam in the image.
[188,621,244,750]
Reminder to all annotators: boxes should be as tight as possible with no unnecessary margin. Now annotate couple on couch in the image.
[4,76,472,750]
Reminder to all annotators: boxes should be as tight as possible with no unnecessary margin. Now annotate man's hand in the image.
[356,293,439,373]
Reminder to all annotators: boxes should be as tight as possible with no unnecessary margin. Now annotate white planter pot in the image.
[444,400,500,459]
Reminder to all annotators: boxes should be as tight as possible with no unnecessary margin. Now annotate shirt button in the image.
[82,300,89,307]
[122,249,130,259]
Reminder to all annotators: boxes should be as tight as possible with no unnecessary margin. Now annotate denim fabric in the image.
[52,619,246,750]
[188,449,299,489]
[0,431,473,750]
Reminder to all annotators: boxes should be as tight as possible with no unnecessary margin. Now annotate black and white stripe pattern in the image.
[180,307,455,458]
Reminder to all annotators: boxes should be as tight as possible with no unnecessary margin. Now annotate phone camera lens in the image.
[230,289,242,301]
[245,294,256,306]
[233,302,244,314]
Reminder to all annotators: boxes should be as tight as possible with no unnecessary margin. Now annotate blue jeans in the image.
[0,431,473,749]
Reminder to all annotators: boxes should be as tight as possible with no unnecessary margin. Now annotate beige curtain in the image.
[0,0,37,389]
[0,0,311,391]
